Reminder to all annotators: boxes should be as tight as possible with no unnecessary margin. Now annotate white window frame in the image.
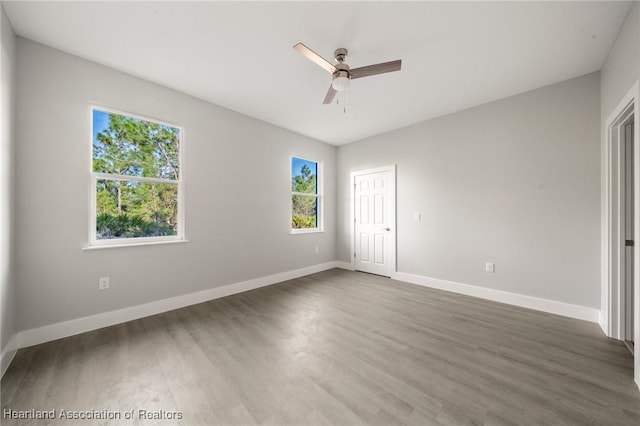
[88,105,185,248]
[290,155,323,234]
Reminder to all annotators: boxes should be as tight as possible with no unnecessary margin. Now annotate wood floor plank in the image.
[2,268,640,425]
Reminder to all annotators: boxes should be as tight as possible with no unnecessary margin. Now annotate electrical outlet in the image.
[485,263,495,273]
[413,212,421,222]
[99,277,110,290]
[315,246,320,254]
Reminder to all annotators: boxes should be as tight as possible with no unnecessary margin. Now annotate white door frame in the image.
[602,81,640,389]
[350,165,397,275]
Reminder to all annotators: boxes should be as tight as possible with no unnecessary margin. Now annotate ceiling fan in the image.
[293,42,402,104]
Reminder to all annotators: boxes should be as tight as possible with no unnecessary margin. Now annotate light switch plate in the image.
[99,277,110,290]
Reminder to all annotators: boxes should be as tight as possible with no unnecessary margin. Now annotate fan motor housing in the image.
[334,63,350,77]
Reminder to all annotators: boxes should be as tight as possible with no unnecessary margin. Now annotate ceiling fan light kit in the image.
[331,68,350,92]
[332,74,350,91]
[293,42,402,105]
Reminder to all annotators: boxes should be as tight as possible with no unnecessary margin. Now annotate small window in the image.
[291,156,321,232]
[90,106,183,246]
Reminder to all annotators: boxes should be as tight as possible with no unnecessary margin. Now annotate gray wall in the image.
[337,73,601,309]
[15,38,336,331]
[1,5,16,357]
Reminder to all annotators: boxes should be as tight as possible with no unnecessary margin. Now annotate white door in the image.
[353,168,395,277]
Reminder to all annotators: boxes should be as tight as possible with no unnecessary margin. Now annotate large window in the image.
[291,156,321,232]
[90,106,183,246]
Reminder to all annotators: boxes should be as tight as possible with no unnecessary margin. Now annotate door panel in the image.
[360,233,369,262]
[374,234,385,264]
[354,170,394,276]
[374,195,384,224]
[360,196,369,223]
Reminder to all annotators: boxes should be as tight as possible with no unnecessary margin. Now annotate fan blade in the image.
[323,85,337,104]
[293,43,337,74]
[350,60,402,79]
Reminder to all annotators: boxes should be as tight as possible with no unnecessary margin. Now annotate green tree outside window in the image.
[92,108,181,242]
[291,157,320,230]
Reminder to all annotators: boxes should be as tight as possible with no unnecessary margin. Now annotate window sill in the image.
[83,239,189,251]
[290,229,325,235]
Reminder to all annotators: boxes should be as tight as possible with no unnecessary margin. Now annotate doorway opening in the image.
[606,100,636,343]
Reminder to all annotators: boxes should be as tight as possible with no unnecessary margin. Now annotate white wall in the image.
[14,38,336,331]
[337,72,601,309]
[0,5,17,373]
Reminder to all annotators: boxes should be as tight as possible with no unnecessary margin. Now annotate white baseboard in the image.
[598,311,608,335]
[392,271,600,323]
[334,261,354,271]
[1,334,18,378]
[16,262,341,350]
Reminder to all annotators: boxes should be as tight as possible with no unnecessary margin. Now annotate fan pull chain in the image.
[343,90,347,114]
[335,91,347,113]
[336,91,347,113]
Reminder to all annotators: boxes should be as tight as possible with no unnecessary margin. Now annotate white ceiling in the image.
[3,1,632,145]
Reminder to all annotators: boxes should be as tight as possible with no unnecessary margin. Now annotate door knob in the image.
[384,227,391,231]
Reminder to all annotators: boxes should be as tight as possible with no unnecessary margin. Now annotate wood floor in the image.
[2,269,640,425]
